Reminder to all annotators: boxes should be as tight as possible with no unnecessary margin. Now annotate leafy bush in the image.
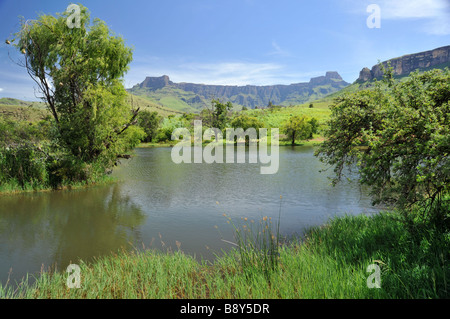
[282,115,318,145]
[137,110,161,143]
[316,67,450,224]
[0,117,52,147]
[0,144,112,190]
[155,116,188,142]
[230,113,264,140]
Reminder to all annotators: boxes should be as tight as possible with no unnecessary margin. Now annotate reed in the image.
[0,209,448,299]
[221,196,283,281]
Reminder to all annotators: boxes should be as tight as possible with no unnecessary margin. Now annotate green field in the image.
[0,98,48,122]
[245,103,331,129]
[126,94,186,116]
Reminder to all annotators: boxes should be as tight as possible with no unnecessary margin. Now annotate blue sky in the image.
[0,0,449,100]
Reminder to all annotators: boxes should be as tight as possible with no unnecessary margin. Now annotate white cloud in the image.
[125,58,325,87]
[375,0,450,34]
[346,0,450,35]
[44,77,54,91]
[0,68,40,100]
[378,0,448,19]
[0,88,3,92]
[177,61,283,85]
[0,70,32,82]
[0,83,40,100]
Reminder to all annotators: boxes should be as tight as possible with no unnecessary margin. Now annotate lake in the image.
[0,146,385,285]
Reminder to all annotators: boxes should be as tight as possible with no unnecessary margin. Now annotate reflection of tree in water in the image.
[0,183,146,276]
[52,183,146,269]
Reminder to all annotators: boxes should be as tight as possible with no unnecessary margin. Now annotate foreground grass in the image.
[1,210,448,299]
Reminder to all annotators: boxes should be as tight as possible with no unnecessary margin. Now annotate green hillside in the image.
[126,93,186,116]
[0,94,183,124]
[0,100,49,122]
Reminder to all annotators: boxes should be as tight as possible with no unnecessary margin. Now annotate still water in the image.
[0,146,384,285]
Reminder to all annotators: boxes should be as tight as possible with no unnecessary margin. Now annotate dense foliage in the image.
[317,68,450,227]
[230,113,264,140]
[137,110,161,143]
[282,115,318,145]
[210,99,233,130]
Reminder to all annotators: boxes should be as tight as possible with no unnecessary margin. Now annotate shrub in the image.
[0,144,48,188]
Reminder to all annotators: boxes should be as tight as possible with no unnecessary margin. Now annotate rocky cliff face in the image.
[357,45,450,82]
[130,72,349,109]
[139,75,173,90]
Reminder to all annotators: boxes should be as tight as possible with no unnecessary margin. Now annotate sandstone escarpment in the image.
[130,71,349,109]
[357,45,450,82]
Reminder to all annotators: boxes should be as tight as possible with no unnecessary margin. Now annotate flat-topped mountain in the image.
[358,45,450,82]
[128,72,349,111]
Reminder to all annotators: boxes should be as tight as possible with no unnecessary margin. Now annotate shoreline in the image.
[137,136,326,148]
[0,141,325,195]
[0,175,117,196]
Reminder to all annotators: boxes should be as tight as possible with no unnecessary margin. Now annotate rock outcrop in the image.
[139,75,173,90]
[357,45,450,82]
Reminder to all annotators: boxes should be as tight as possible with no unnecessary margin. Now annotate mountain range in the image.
[128,72,350,112]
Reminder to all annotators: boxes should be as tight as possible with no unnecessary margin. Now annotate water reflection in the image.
[0,184,145,284]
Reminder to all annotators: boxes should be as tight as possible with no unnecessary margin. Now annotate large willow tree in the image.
[9,4,143,172]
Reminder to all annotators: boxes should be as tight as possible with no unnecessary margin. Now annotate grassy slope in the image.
[0,104,49,122]
[247,102,332,127]
[0,98,46,108]
[0,94,183,124]
[0,98,49,122]
[126,93,185,117]
[129,87,202,113]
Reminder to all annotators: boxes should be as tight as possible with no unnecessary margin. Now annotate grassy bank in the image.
[0,174,117,196]
[1,210,448,299]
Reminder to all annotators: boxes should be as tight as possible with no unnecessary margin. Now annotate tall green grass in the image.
[1,209,447,299]
[0,244,378,299]
[305,211,449,298]
[0,145,48,191]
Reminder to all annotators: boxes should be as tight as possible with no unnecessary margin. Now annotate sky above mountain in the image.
[0,0,449,100]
